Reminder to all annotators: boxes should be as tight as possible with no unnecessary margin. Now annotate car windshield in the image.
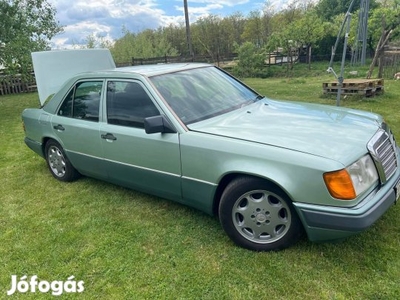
[150,66,260,124]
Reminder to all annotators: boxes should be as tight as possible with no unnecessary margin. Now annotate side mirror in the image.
[144,115,176,134]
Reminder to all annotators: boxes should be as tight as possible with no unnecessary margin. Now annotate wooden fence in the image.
[0,73,37,96]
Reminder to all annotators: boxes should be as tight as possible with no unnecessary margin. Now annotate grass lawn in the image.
[1,75,400,299]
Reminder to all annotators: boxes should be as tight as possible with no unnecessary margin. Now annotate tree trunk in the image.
[366,29,392,79]
[366,13,393,79]
[378,52,385,78]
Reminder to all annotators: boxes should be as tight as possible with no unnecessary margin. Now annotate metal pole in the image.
[361,0,370,65]
[327,0,356,107]
[183,0,193,57]
[329,0,356,68]
[351,0,369,66]
[337,13,352,107]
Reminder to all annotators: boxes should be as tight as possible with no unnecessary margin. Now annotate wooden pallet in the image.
[322,79,384,97]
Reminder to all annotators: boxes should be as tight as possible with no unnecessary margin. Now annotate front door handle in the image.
[101,133,117,141]
[53,124,65,131]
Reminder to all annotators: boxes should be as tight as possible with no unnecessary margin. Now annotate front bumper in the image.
[293,166,400,242]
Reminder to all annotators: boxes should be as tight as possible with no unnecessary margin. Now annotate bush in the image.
[233,42,266,78]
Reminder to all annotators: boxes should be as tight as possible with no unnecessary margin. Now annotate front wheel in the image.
[45,140,80,182]
[219,177,303,251]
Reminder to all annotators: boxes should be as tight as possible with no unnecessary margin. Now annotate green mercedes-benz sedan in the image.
[22,49,400,251]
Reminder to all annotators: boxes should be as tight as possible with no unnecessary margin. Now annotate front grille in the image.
[368,128,398,184]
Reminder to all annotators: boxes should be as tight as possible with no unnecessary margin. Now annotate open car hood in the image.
[32,49,116,106]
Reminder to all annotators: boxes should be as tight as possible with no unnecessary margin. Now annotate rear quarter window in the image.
[57,81,103,122]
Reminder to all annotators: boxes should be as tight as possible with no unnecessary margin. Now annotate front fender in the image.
[179,131,347,214]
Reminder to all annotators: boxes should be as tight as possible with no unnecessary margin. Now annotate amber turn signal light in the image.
[323,169,356,200]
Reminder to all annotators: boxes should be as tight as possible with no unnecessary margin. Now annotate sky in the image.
[48,0,290,49]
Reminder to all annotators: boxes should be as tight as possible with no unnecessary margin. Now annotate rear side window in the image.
[58,81,103,122]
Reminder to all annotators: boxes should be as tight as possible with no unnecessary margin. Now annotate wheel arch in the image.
[212,172,294,216]
[41,136,51,155]
[41,137,76,171]
[43,137,81,181]
[41,136,67,156]
[42,136,59,157]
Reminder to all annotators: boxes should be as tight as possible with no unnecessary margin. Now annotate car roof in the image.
[104,63,212,77]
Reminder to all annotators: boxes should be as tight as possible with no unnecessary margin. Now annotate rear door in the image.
[51,80,106,179]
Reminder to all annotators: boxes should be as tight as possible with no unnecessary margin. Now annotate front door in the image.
[100,80,182,201]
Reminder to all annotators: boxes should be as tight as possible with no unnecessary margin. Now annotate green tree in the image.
[110,28,178,64]
[263,2,311,75]
[233,42,266,77]
[223,12,246,49]
[219,12,245,55]
[266,27,298,75]
[162,24,187,56]
[366,5,400,77]
[368,5,400,48]
[242,11,264,46]
[110,27,136,63]
[291,11,327,68]
[192,15,224,59]
[84,34,113,49]
[261,1,277,44]
[0,0,63,77]
[316,0,378,21]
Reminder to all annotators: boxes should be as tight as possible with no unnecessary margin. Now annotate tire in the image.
[219,177,303,251]
[45,140,80,182]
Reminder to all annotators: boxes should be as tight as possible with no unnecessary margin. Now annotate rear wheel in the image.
[45,140,80,182]
[219,177,303,251]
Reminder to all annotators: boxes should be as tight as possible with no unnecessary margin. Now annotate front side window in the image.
[58,81,103,122]
[106,81,159,128]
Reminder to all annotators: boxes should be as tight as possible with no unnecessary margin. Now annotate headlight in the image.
[347,155,379,195]
[324,155,378,200]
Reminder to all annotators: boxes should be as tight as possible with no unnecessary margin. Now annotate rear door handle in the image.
[53,124,65,131]
[101,133,117,141]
